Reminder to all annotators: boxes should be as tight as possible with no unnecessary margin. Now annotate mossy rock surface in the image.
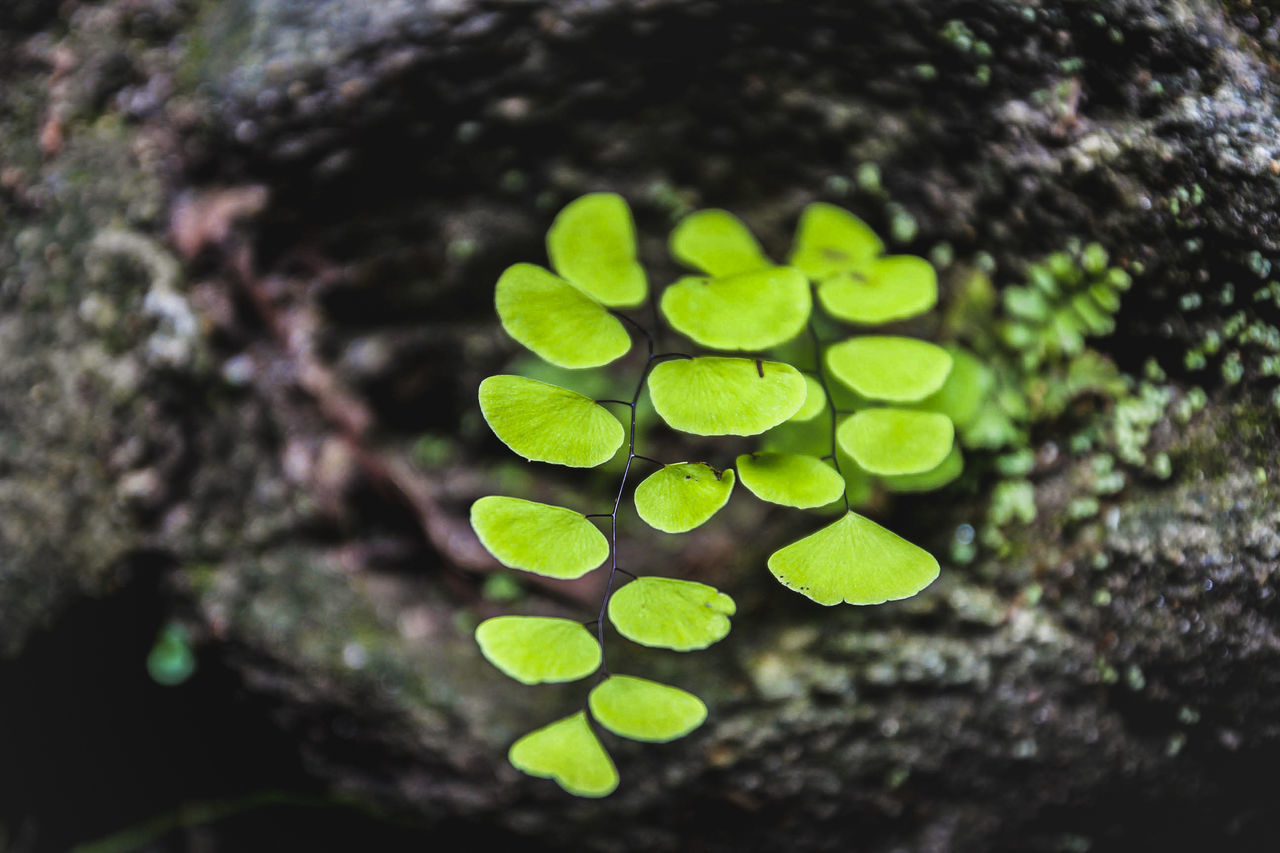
[5,0,1280,851]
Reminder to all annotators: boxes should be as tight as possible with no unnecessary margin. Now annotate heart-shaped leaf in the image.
[788,203,884,281]
[475,616,601,684]
[546,193,647,308]
[479,375,625,467]
[768,511,940,605]
[789,373,827,422]
[837,408,954,476]
[660,266,811,350]
[495,263,631,368]
[633,463,735,533]
[816,255,937,325]
[648,357,806,436]
[669,209,772,276]
[589,676,707,742]
[470,496,608,579]
[826,336,953,403]
[608,577,735,651]
[735,452,846,509]
[508,711,618,797]
[910,345,992,429]
[881,445,964,493]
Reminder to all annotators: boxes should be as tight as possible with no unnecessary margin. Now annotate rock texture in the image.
[2,0,1279,850]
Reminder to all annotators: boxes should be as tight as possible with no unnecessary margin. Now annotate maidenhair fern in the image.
[472,193,958,797]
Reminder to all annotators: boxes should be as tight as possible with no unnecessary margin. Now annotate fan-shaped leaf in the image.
[479,375,625,467]
[495,264,631,368]
[648,357,806,436]
[789,374,827,422]
[816,255,938,325]
[546,193,647,308]
[767,511,940,605]
[788,202,884,281]
[470,496,608,579]
[881,445,964,493]
[475,616,601,684]
[837,408,954,476]
[911,346,992,429]
[660,267,811,351]
[589,676,707,742]
[508,711,618,798]
[826,336,954,403]
[735,452,846,509]
[608,577,735,651]
[634,463,735,533]
[670,209,772,276]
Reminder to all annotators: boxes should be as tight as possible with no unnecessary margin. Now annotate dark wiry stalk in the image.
[808,315,852,513]
[591,306,689,676]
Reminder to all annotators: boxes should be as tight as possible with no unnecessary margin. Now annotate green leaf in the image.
[608,577,735,651]
[546,193,647,308]
[660,266,811,350]
[589,676,707,742]
[910,346,992,430]
[735,452,847,509]
[495,263,631,368]
[880,445,964,493]
[669,209,772,276]
[470,496,609,579]
[633,463,735,533]
[767,511,940,605]
[816,255,938,325]
[648,357,806,436]
[508,711,618,798]
[825,336,954,403]
[789,373,828,422]
[475,616,601,684]
[837,408,954,475]
[788,202,884,281]
[479,375,625,467]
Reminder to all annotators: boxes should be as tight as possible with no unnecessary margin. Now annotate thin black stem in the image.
[590,299,673,678]
[611,310,655,358]
[808,314,852,513]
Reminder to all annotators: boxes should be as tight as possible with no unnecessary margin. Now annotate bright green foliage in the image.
[588,676,707,742]
[789,374,827,421]
[735,452,846,508]
[660,266,811,350]
[648,357,806,435]
[608,577,736,651]
[669,209,772,276]
[547,192,647,308]
[788,202,884,280]
[768,511,940,605]
[817,256,938,324]
[838,409,954,475]
[475,616,602,684]
[479,375,624,467]
[508,711,619,798]
[998,244,1130,370]
[470,496,609,579]
[911,346,993,429]
[495,263,631,368]
[633,463,735,533]
[826,336,954,402]
[477,194,962,799]
[881,445,964,493]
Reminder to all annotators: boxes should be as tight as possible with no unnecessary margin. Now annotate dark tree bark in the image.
[2,1,1279,851]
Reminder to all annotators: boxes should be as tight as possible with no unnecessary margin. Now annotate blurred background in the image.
[2,1,1279,851]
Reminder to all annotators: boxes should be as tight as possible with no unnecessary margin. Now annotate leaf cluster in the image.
[471,194,965,796]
